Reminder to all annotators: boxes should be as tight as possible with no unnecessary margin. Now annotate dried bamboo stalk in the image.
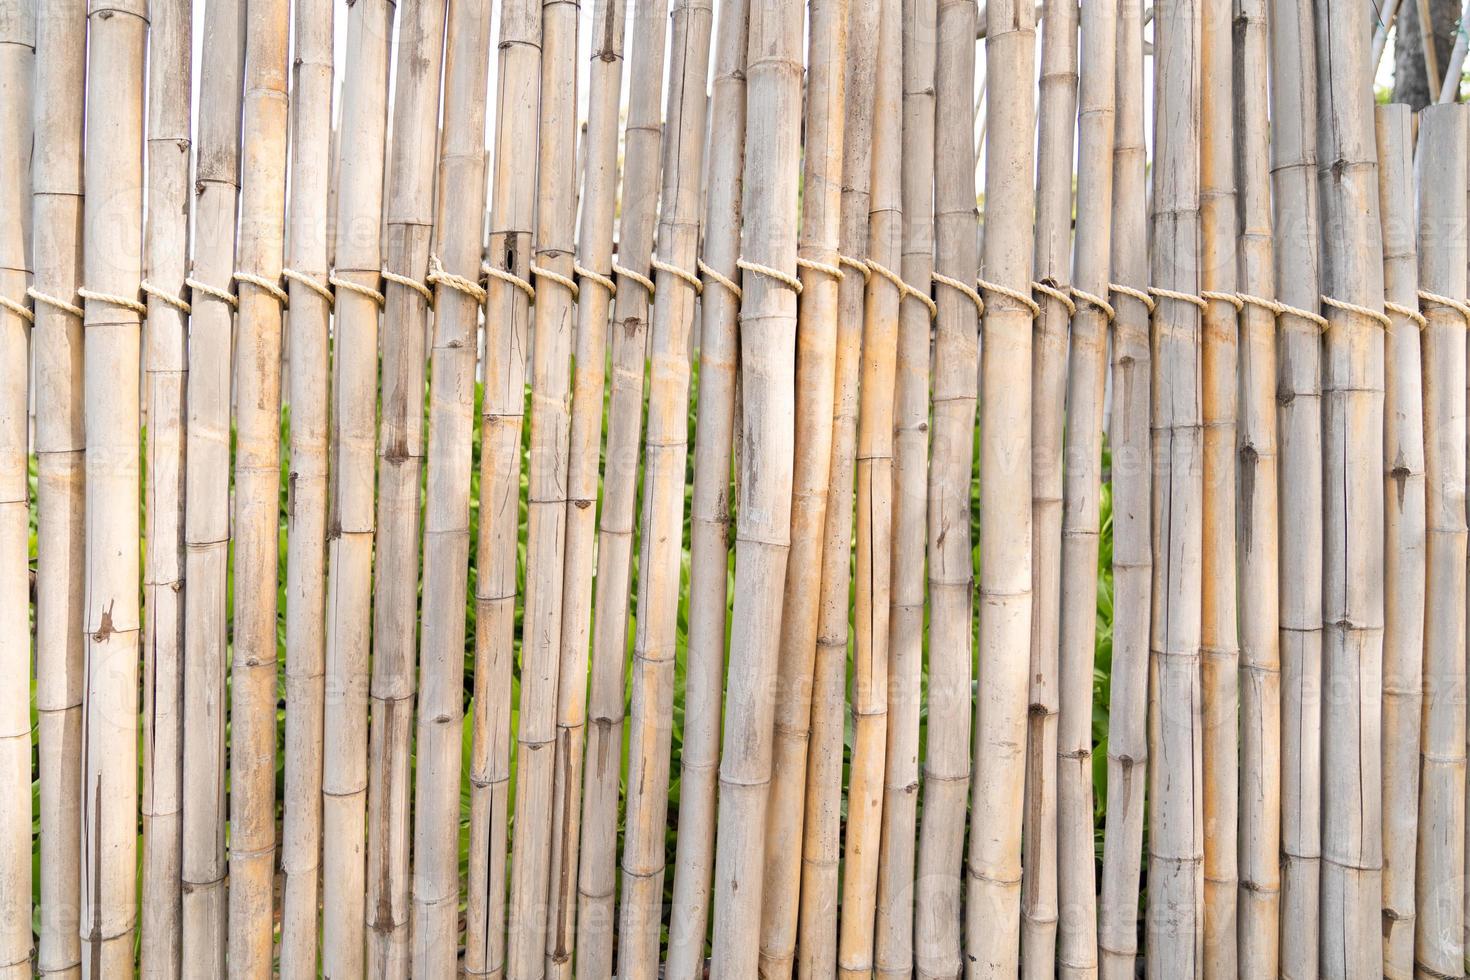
[0,2,30,973]
[757,0,846,971]
[409,0,492,969]
[574,0,669,969]
[180,0,244,967]
[1054,1,1114,976]
[364,0,446,971]
[31,0,87,971]
[320,0,396,972]
[278,0,334,970]
[1097,4,1152,977]
[1233,0,1281,971]
[1022,0,1077,970]
[80,0,146,968]
[662,0,751,970]
[615,2,714,975]
[836,1,902,971]
[706,0,805,972]
[1313,3,1385,972]
[968,0,1036,974]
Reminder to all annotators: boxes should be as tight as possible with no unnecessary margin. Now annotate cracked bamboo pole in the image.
[968,0,1036,974]
[320,0,395,971]
[80,0,146,968]
[31,0,87,972]
[1314,2,1385,972]
[364,0,446,971]
[179,0,244,967]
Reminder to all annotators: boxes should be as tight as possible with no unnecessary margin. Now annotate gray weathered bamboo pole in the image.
[1372,0,1402,66]
[1054,1,1113,976]
[615,1,714,975]
[278,0,334,969]
[364,0,446,971]
[409,0,492,967]
[574,0,669,968]
[138,0,190,967]
[837,2,901,971]
[1022,0,1077,969]
[31,0,87,971]
[1437,0,1470,100]
[179,0,244,966]
[321,0,395,971]
[80,0,146,968]
[706,0,804,973]
[1233,0,1282,969]
[0,2,30,973]
[1314,2,1386,972]
[662,0,751,972]
[968,0,1036,974]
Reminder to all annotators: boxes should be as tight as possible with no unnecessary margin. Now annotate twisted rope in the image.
[931,271,985,315]
[185,277,238,309]
[481,263,536,303]
[795,256,845,281]
[234,271,292,307]
[1320,294,1392,331]
[838,254,872,281]
[1108,281,1156,314]
[427,254,487,305]
[0,294,33,323]
[868,259,937,318]
[652,257,703,295]
[1147,285,1209,312]
[1417,289,1470,322]
[613,263,656,295]
[1201,289,1245,312]
[78,287,148,316]
[381,268,434,307]
[28,287,84,319]
[977,277,1042,318]
[531,264,580,301]
[574,263,617,297]
[1032,280,1076,317]
[1384,301,1428,330]
[1235,292,1328,331]
[282,268,335,307]
[140,280,192,314]
[737,257,803,295]
[1069,286,1115,322]
[697,259,742,300]
[330,274,386,308]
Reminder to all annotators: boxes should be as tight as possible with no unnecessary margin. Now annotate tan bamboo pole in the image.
[1097,4,1151,977]
[278,0,333,969]
[574,0,669,969]
[321,0,396,971]
[663,0,751,971]
[138,0,190,967]
[837,1,902,971]
[409,0,490,970]
[1314,2,1386,972]
[1199,0,1239,970]
[757,0,846,971]
[1054,1,1113,976]
[1402,103,1447,980]
[1269,0,1324,973]
[706,0,804,972]
[968,0,1036,974]
[179,0,244,965]
[363,0,446,971]
[615,3,714,976]
[31,0,87,971]
[913,0,976,976]
[0,2,30,973]
[1022,0,1077,969]
[79,0,146,968]
[1437,0,1470,101]
[543,0,627,971]
[465,0,539,965]
[1234,0,1281,970]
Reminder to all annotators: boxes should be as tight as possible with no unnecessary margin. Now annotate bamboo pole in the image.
[363,0,446,971]
[1269,0,1324,972]
[542,0,627,971]
[706,0,804,973]
[464,0,539,964]
[1022,0,1077,970]
[836,1,901,972]
[1233,0,1282,969]
[1418,0,1443,101]
[1403,103,1450,980]
[1314,3,1385,972]
[968,0,1035,974]
[278,0,334,969]
[138,0,190,967]
[1054,2,1113,976]
[179,0,244,967]
[1372,0,1402,67]
[0,2,30,974]
[573,0,669,968]
[409,0,491,969]
[79,0,146,968]
[662,0,751,971]
[320,0,396,971]
[757,0,846,971]
[913,3,977,976]
[615,3,714,976]
[31,0,87,972]
[1438,0,1470,100]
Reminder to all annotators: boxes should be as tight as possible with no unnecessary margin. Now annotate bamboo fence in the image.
[8,0,1470,976]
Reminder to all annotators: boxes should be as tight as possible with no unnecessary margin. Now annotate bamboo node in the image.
[838,254,872,281]
[0,293,33,324]
[697,258,742,299]
[1320,294,1392,332]
[78,286,149,316]
[1384,300,1427,330]
[1069,286,1114,321]
[612,262,656,295]
[27,287,84,319]
[1416,289,1470,323]
[1108,281,1156,313]
[329,273,386,308]
[426,254,487,305]
[1146,285,1209,312]
[736,257,803,295]
[977,277,1042,318]
[184,276,239,309]
[869,259,937,318]
[481,262,536,303]
[282,268,335,307]
[381,268,434,307]
[652,256,703,295]
[1200,289,1244,312]
[1031,279,1076,316]
[233,271,292,307]
[139,280,192,314]
[932,271,985,315]
[572,262,617,297]
[795,255,844,282]
[531,264,580,300]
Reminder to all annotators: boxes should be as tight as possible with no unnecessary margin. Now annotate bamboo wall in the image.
[0,0,1465,975]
